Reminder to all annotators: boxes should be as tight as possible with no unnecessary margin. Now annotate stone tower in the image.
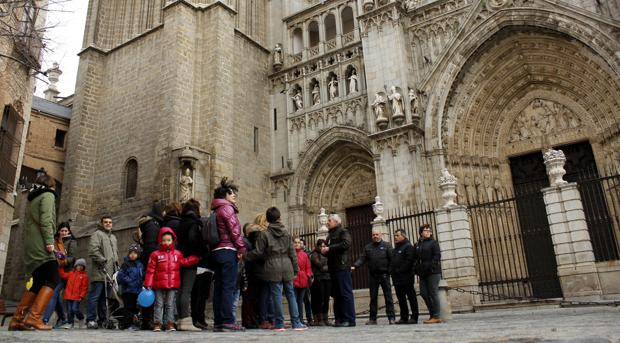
[61,0,272,231]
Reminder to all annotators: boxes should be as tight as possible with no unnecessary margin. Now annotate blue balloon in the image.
[138,288,155,307]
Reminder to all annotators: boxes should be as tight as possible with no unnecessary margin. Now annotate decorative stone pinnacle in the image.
[438,168,458,208]
[543,148,568,186]
[372,196,385,221]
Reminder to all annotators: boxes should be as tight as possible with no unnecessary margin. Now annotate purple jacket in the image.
[211,198,246,254]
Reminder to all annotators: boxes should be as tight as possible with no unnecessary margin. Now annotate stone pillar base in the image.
[445,276,480,312]
[557,265,603,300]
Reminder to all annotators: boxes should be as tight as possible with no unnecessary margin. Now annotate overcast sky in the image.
[34,1,88,99]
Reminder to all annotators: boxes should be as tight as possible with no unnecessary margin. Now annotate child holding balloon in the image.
[143,227,199,332]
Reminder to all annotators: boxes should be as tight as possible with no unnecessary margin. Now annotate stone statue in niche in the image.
[291,90,303,111]
[328,77,338,99]
[273,43,283,66]
[474,175,485,203]
[312,84,321,105]
[372,92,388,129]
[493,177,505,200]
[409,88,419,116]
[179,168,193,202]
[349,69,359,94]
[509,99,583,142]
[388,86,405,124]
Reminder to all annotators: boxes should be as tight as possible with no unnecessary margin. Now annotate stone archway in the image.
[291,126,377,225]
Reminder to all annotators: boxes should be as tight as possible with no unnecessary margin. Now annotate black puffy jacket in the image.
[353,240,392,274]
[326,225,352,272]
[413,238,442,277]
[390,239,415,286]
[175,211,206,260]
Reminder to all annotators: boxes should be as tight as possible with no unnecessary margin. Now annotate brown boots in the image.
[23,286,55,330]
[8,291,36,331]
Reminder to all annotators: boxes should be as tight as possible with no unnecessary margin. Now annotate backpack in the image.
[201,211,220,249]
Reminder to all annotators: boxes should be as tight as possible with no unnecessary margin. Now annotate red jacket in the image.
[293,248,313,289]
[144,227,199,290]
[58,268,89,301]
[211,198,246,254]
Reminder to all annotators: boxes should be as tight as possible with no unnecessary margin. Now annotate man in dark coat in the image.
[390,229,419,324]
[352,228,395,325]
[321,214,356,327]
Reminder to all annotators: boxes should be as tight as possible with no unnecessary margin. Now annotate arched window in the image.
[308,21,320,47]
[325,14,337,41]
[292,27,303,54]
[341,7,354,34]
[124,158,138,199]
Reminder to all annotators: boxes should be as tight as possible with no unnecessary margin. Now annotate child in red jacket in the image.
[58,258,89,329]
[293,237,313,325]
[144,227,199,332]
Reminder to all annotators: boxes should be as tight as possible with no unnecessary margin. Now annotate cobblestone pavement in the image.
[1,305,619,343]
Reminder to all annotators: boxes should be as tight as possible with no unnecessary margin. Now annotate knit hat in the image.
[128,243,141,255]
[74,258,86,268]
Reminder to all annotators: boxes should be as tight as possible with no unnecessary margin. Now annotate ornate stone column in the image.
[434,168,480,312]
[542,148,603,300]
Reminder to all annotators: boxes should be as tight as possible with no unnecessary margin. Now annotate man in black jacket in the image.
[321,214,356,327]
[390,229,418,324]
[352,228,395,325]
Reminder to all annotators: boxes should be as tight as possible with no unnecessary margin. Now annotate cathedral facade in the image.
[58,0,620,303]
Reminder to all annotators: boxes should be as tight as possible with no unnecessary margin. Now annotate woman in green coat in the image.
[9,174,61,331]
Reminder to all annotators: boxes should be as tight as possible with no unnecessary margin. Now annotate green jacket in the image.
[23,188,57,274]
[246,223,298,282]
[88,226,119,282]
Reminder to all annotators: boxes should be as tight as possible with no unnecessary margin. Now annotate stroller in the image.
[99,266,126,330]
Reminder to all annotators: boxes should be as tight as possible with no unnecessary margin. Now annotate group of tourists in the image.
[9,175,443,333]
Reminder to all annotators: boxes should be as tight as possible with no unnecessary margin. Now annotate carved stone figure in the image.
[312,84,320,105]
[349,69,359,94]
[408,88,419,116]
[328,77,338,99]
[179,168,193,202]
[273,43,283,66]
[372,93,388,129]
[292,90,303,111]
[509,99,583,142]
[388,86,405,124]
[438,168,458,208]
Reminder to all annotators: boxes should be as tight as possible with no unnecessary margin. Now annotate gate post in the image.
[542,149,603,300]
[434,169,480,312]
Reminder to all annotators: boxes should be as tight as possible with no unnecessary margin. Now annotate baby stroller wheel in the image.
[104,319,116,330]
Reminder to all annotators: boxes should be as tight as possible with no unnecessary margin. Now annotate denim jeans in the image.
[270,281,303,329]
[258,280,275,323]
[154,289,176,324]
[212,249,238,326]
[43,281,66,324]
[419,273,441,319]
[331,270,356,324]
[66,300,81,324]
[86,281,108,322]
[231,288,240,323]
[294,287,306,323]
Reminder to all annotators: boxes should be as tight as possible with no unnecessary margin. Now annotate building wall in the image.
[22,110,70,183]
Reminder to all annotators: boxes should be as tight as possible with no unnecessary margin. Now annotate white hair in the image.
[328,213,342,224]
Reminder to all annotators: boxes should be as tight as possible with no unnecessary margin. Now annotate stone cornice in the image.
[78,24,164,57]
[163,0,237,15]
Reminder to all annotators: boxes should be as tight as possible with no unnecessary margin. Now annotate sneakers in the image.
[272,327,286,332]
[86,321,98,329]
[61,322,73,329]
[153,322,162,332]
[423,318,442,324]
[388,319,396,325]
[165,321,176,332]
[293,324,308,331]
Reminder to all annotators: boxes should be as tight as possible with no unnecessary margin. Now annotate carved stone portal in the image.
[509,99,582,142]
